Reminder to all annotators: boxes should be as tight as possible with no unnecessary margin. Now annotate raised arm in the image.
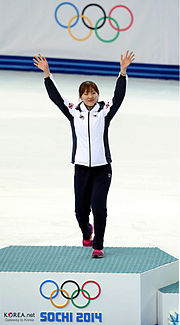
[106,50,135,121]
[33,54,74,121]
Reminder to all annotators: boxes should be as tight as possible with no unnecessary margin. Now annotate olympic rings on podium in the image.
[71,289,91,308]
[81,280,101,300]
[50,288,70,308]
[40,279,101,309]
[40,280,59,300]
[54,2,134,42]
[60,280,80,299]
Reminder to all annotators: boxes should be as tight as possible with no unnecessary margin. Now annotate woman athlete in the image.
[33,51,135,258]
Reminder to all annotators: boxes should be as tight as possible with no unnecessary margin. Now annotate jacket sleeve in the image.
[105,74,127,122]
[44,75,75,121]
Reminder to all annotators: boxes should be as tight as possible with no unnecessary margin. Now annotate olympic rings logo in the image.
[40,280,101,309]
[54,2,134,42]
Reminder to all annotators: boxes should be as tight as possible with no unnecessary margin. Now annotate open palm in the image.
[120,50,135,69]
[33,54,49,71]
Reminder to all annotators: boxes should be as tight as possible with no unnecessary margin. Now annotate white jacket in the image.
[44,74,127,167]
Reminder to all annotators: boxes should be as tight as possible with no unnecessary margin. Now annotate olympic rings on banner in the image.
[54,2,134,42]
[108,5,134,31]
[55,2,79,28]
[68,15,93,42]
[40,279,101,309]
[95,16,120,43]
[82,4,106,30]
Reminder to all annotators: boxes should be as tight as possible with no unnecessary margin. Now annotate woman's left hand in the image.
[120,50,135,74]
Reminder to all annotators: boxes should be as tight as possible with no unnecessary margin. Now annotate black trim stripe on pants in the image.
[74,163,112,250]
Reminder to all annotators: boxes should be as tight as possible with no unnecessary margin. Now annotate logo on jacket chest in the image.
[79,112,99,119]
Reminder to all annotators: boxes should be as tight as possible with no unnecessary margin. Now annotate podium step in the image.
[0,245,177,273]
[159,281,179,294]
[158,282,179,325]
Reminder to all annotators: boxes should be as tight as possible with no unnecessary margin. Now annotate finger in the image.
[129,56,135,63]
[125,50,129,58]
[120,54,123,61]
[34,56,41,62]
[44,57,47,62]
[33,58,39,64]
[129,51,135,56]
[38,53,43,60]
[129,53,135,60]
[33,62,38,67]
[128,51,134,59]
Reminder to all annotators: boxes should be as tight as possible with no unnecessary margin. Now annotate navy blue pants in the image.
[74,163,112,250]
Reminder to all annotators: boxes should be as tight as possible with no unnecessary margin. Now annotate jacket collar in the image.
[80,102,100,112]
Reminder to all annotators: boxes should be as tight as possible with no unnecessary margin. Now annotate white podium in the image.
[0,246,178,325]
[158,282,179,325]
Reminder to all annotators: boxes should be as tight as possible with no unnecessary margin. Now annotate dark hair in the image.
[79,81,99,98]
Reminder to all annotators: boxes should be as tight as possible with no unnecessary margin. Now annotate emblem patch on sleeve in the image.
[106,102,110,108]
[68,103,74,109]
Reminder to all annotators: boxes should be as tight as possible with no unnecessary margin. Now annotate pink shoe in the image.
[92,249,104,258]
[83,224,93,247]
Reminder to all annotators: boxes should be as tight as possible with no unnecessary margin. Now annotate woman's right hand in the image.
[33,54,50,77]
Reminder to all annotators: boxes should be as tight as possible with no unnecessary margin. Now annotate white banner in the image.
[0,0,179,65]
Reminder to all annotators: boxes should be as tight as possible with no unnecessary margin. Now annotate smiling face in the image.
[81,87,99,109]
[79,81,99,110]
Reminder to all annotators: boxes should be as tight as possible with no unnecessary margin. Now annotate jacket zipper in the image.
[88,110,91,167]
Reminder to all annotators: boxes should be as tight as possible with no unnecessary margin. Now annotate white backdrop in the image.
[0,0,179,65]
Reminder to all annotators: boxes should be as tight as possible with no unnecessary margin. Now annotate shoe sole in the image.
[92,254,104,258]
